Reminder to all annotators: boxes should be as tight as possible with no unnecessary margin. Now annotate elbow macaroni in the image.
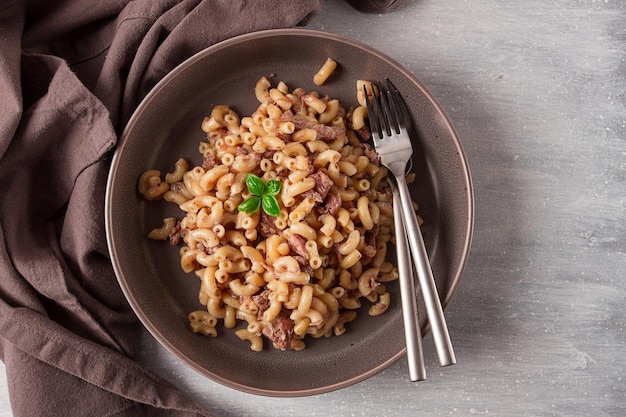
[313,58,338,86]
[139,70,400,352]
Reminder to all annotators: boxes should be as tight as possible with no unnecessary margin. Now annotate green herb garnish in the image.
[238,174,282,217]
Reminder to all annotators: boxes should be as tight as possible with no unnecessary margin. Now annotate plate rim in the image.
[105,27,474,396]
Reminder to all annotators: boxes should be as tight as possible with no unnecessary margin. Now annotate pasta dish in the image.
[138,66,397,351]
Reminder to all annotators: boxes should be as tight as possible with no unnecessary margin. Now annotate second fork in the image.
[366,79,456,368]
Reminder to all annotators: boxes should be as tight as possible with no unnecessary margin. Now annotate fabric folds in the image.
[0,1,322,415]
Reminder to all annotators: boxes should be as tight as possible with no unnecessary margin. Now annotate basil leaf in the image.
[266,179,282,196]
[238,196,261,214]
[245,174,266,196]
[261,194,280,217]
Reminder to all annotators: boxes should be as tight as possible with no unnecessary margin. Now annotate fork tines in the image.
[365,79,407,137]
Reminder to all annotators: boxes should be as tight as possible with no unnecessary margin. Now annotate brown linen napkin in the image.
[0,1,321,416]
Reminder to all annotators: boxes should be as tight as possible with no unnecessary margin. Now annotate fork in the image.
[365,79,456,367]
[391,179,427,381]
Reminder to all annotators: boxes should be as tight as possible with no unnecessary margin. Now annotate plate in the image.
[105,29,473,396]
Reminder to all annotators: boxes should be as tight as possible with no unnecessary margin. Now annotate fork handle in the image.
[392,188,427,381]
[396,175,457,367]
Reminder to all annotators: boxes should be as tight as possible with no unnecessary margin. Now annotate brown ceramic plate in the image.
[105,29,473,396]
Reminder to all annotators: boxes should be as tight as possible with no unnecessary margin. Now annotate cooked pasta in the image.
[139,74,397,351]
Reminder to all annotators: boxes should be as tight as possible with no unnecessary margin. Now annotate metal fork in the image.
[365,79,456,368]
[391,179,427,381]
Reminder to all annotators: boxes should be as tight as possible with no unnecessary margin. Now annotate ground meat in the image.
[260,149,276,160]
[168,220,182,246]
[170,181,186,194]
[281,112,345,140]
[291,255,314,276]
[361,244,377,258]
[287,233,309,258]
[278,110,294,122]
[292,255,307,267]
[290,97,304,114]
[378,187,393,201]
[262,310,294,351]
[204,245,217,255]
[321,192,342,215]
[252,289,271,317]
[310,122,344,140]
[300,189,323,203]
[310,171,333,200]
[360,225,379,258]
[356,125,371,142]
[202,154,217,170]
[276,132,291,142]
[337,105,347,119]
[360,142,379,163]
[258,210,282,238]
[252,288,296,350]
[235,146,248,156]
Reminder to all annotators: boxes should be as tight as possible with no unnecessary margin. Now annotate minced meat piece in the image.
[287,233,309,258]
[258,211,282,238]
[310,171,333,200]
[262,310,294,351]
